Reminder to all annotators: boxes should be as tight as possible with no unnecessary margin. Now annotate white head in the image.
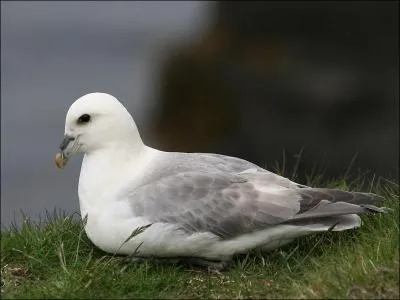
[55,93,142,168]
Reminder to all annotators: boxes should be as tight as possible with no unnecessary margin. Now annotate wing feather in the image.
[124,153,387,240]
[127,171,300,238]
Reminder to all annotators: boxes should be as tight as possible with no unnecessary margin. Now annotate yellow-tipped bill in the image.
[55,135,77,169]
[55,152,67,169]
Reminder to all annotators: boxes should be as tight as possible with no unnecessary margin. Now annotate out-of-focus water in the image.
[1,1,213,227]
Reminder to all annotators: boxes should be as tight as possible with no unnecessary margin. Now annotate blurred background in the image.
[1,1,398,228]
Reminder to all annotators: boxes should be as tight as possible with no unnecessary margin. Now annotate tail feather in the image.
[359,204,392,213]
[286,200,384,222]
[282,187,390,233]
[297,188,385,213]
[287,214,362,231]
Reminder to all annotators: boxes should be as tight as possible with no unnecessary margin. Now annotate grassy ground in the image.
[1,176,399,299]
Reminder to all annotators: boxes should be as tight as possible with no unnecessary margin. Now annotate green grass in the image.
[1,177,399,299]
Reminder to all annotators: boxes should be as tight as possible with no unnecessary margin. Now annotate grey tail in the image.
[285,188,390,223]
[297,188,385,213]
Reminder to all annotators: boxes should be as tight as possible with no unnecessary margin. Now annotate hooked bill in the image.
[55,152,67,169]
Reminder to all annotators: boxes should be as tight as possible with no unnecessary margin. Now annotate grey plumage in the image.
[296,188,384,212]
[125,152,388,240]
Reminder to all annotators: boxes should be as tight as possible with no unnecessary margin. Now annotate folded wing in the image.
[126,170,387,239]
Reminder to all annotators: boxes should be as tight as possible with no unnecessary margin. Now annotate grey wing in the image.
[125,166,388,239]
[127,171,301,239]
[140,151,303,188]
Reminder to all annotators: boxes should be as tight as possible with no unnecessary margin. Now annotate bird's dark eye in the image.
[77,114,91,124]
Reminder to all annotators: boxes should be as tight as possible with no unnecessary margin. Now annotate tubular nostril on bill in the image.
[59,136,75,150]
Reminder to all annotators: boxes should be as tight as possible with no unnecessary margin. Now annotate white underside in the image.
[84,205,361,260]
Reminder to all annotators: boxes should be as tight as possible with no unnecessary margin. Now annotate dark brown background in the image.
[147,1,399,181]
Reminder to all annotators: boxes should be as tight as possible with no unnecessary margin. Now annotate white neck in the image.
[77,140,151,217]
